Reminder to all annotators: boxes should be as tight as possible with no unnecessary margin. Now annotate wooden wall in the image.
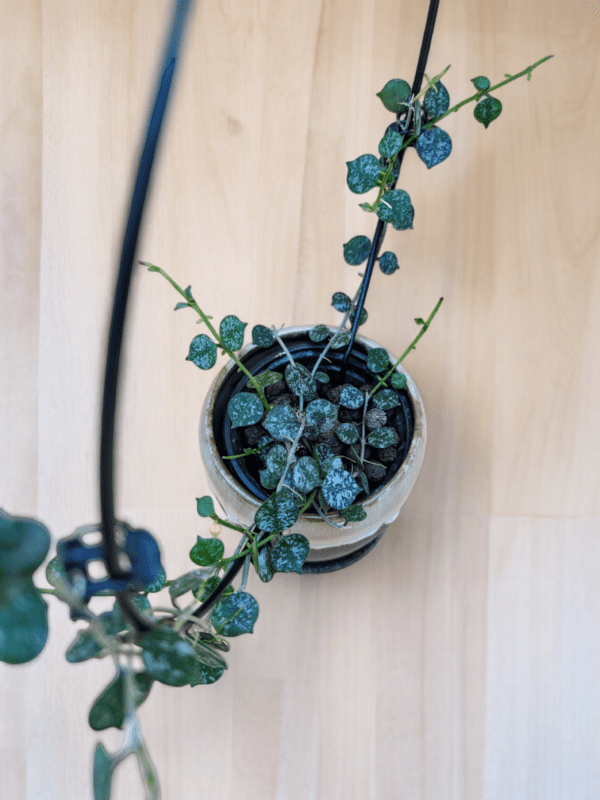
[1,1,599,797]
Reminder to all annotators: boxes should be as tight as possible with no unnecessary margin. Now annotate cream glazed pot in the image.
[199,326,426,569]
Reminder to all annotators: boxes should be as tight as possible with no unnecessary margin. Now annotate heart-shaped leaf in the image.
[196,496,215,517]
[367,427,397,449]
[391,372,407,390]
[379,251,399,275]
[93,743,117,800]
[471,75,490,91]
[367,348,390,374]
[423,80,450,119]
[377,79,411,112]
[305,399,338,433]
[343,235,371,266]
[256,544,275,583]
[189,536,224,567]
[339,385,364,409]
[141,627,197,686]
[321,469,360,511]
[293,457,321,493]
[474,95,502,128]
[336,423,359,445]
[266,444,289,480]
[169,569,212,604]
[309,325,329,343]
[332,292,352,313]
[227,393,264,428]
[376,189,414,229]
[342,505,367,523]
[189,660,225,686]
[416,127,452,169]
[186,334,217,370]
[252,325,274,347]
[255,488,300,533]
[248,370,282,391]
[213,591,259,637]
[270,534,310,574]
[285,363,317,401]
[88,670,153,731]
[346,154,381,194]
[219,315,246,351]
[379,129,404,159]
[66,628,104,663]
[263,404,301,441]
[372,388,400,410]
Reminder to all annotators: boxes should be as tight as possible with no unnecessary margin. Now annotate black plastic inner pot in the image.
[212,330,415,505]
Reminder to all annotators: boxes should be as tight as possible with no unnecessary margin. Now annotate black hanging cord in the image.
[339,0,441,381]
[100,0,195,632]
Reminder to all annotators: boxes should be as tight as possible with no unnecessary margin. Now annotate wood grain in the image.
[1,1,599,798]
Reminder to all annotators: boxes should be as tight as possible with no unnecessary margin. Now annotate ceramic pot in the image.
[199,326,426,571]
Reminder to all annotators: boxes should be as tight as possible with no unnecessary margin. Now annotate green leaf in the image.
[169,569,212,603]
[321,469,360,511]
[266,444,289,480]
[227,392,264,428]
[471,75,490,91]
[315,371,329,384]
[330,330,352,350]
[343,235,371,266]
[423,80,450,119]
[379,251,399,275]
[213,591,259,637]
[45,555,67,589]
[88,671,153,731]
[336,423,359,445]
[259,469,279,490]
[349,306,368,326]
[193,575,234,602]
[196,496,215,517]
[416,127,452,169]
[263,404,301,441]
[256,545,275,583]
[474,95,502,128]
[189,536,224,567]
[248,370,282,391]
[340,385,364,409]
[183,286,194,302]
[270,534,310,574]
[219,315,247,351]
[377,79,411,112]
[321,455,344,474]
[372,388,400,410]
[346,154,381,194]
[367,348,390,374]
[284,363,317,401]
[0,509,50,576]
[309,324,329,343]
[187,637,228,670]
[293,457,321,493]
[93,743,116,800]
[143,564,167,593]
[186,334,217,370]
[66,628,104,663]
[174,302,188,311]
[141,627,197,686]
[305,399,338,433]
[391,372,407,390]
[379,129,404,159]
[189,660,225,686]
[252,325,274,347]
[332,292,352,313]
[255,488,300,533]
[376,189,414,229]
[342,505,367,523]
[367,427,396,448]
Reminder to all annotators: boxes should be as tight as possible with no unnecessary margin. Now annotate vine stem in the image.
[368,297,444,397]
[143,262,271,411]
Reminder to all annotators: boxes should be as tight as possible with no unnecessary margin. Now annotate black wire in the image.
[100,0,195,632]
[339,0,441,380]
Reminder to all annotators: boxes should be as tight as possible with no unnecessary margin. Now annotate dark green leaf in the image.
[376,189,414,229]
[349,306,368,326]
[255,488,300,533]
[379,130,404,158]
[141,627,197,686]
[183,286,194,302]
[219,315,246,351]
[474,95,502,128]
[189,536,224,567]
[0,584,48,665]
[187,637,228,670]
[45,555,67,589]
[379,251,399,275]
[88,671,153,731]
[372,388,400,410]
[367,348,390,374]
[186,334,217,370]
[321,469,360,511]
[174,302,188,311]
[305,399,338,433]
[196,496,215,517]
[330,330,352,350]
[93,743,116,800]
[309,324,329,343]
[193,575,234,602]
[66,628,104,663]
[189,660,225,686]
[315,371,329,384]
[391,372,407,390]
[322,455,344,474]
[259,469,279,490]
[377,79,411,112]
[423,80,450,119]
[343,235,371,266]
[227,392,264,428]
[169,569,212,603]
[270,534,310,574]
[416,127,452,169]
[0,509,50,576]
[346,154,381,194]
[339,385,364,409]
[143,564,167,593]
[415,317,426,325]
[248,370,282,391]
[266,444,289,480]
[213,591,259,637]
[471,75,490,91]
[256,545,275,583]
[367,427,396,448]
[252,325,274,347]
[332,292,352,313]
[336,423,359,445]
[293,457,321,493]
[263,404,301,441]
[342,505,367,523]
[284,363,317,401]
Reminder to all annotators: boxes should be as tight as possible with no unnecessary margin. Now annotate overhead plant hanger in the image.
[0,0,553,796]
